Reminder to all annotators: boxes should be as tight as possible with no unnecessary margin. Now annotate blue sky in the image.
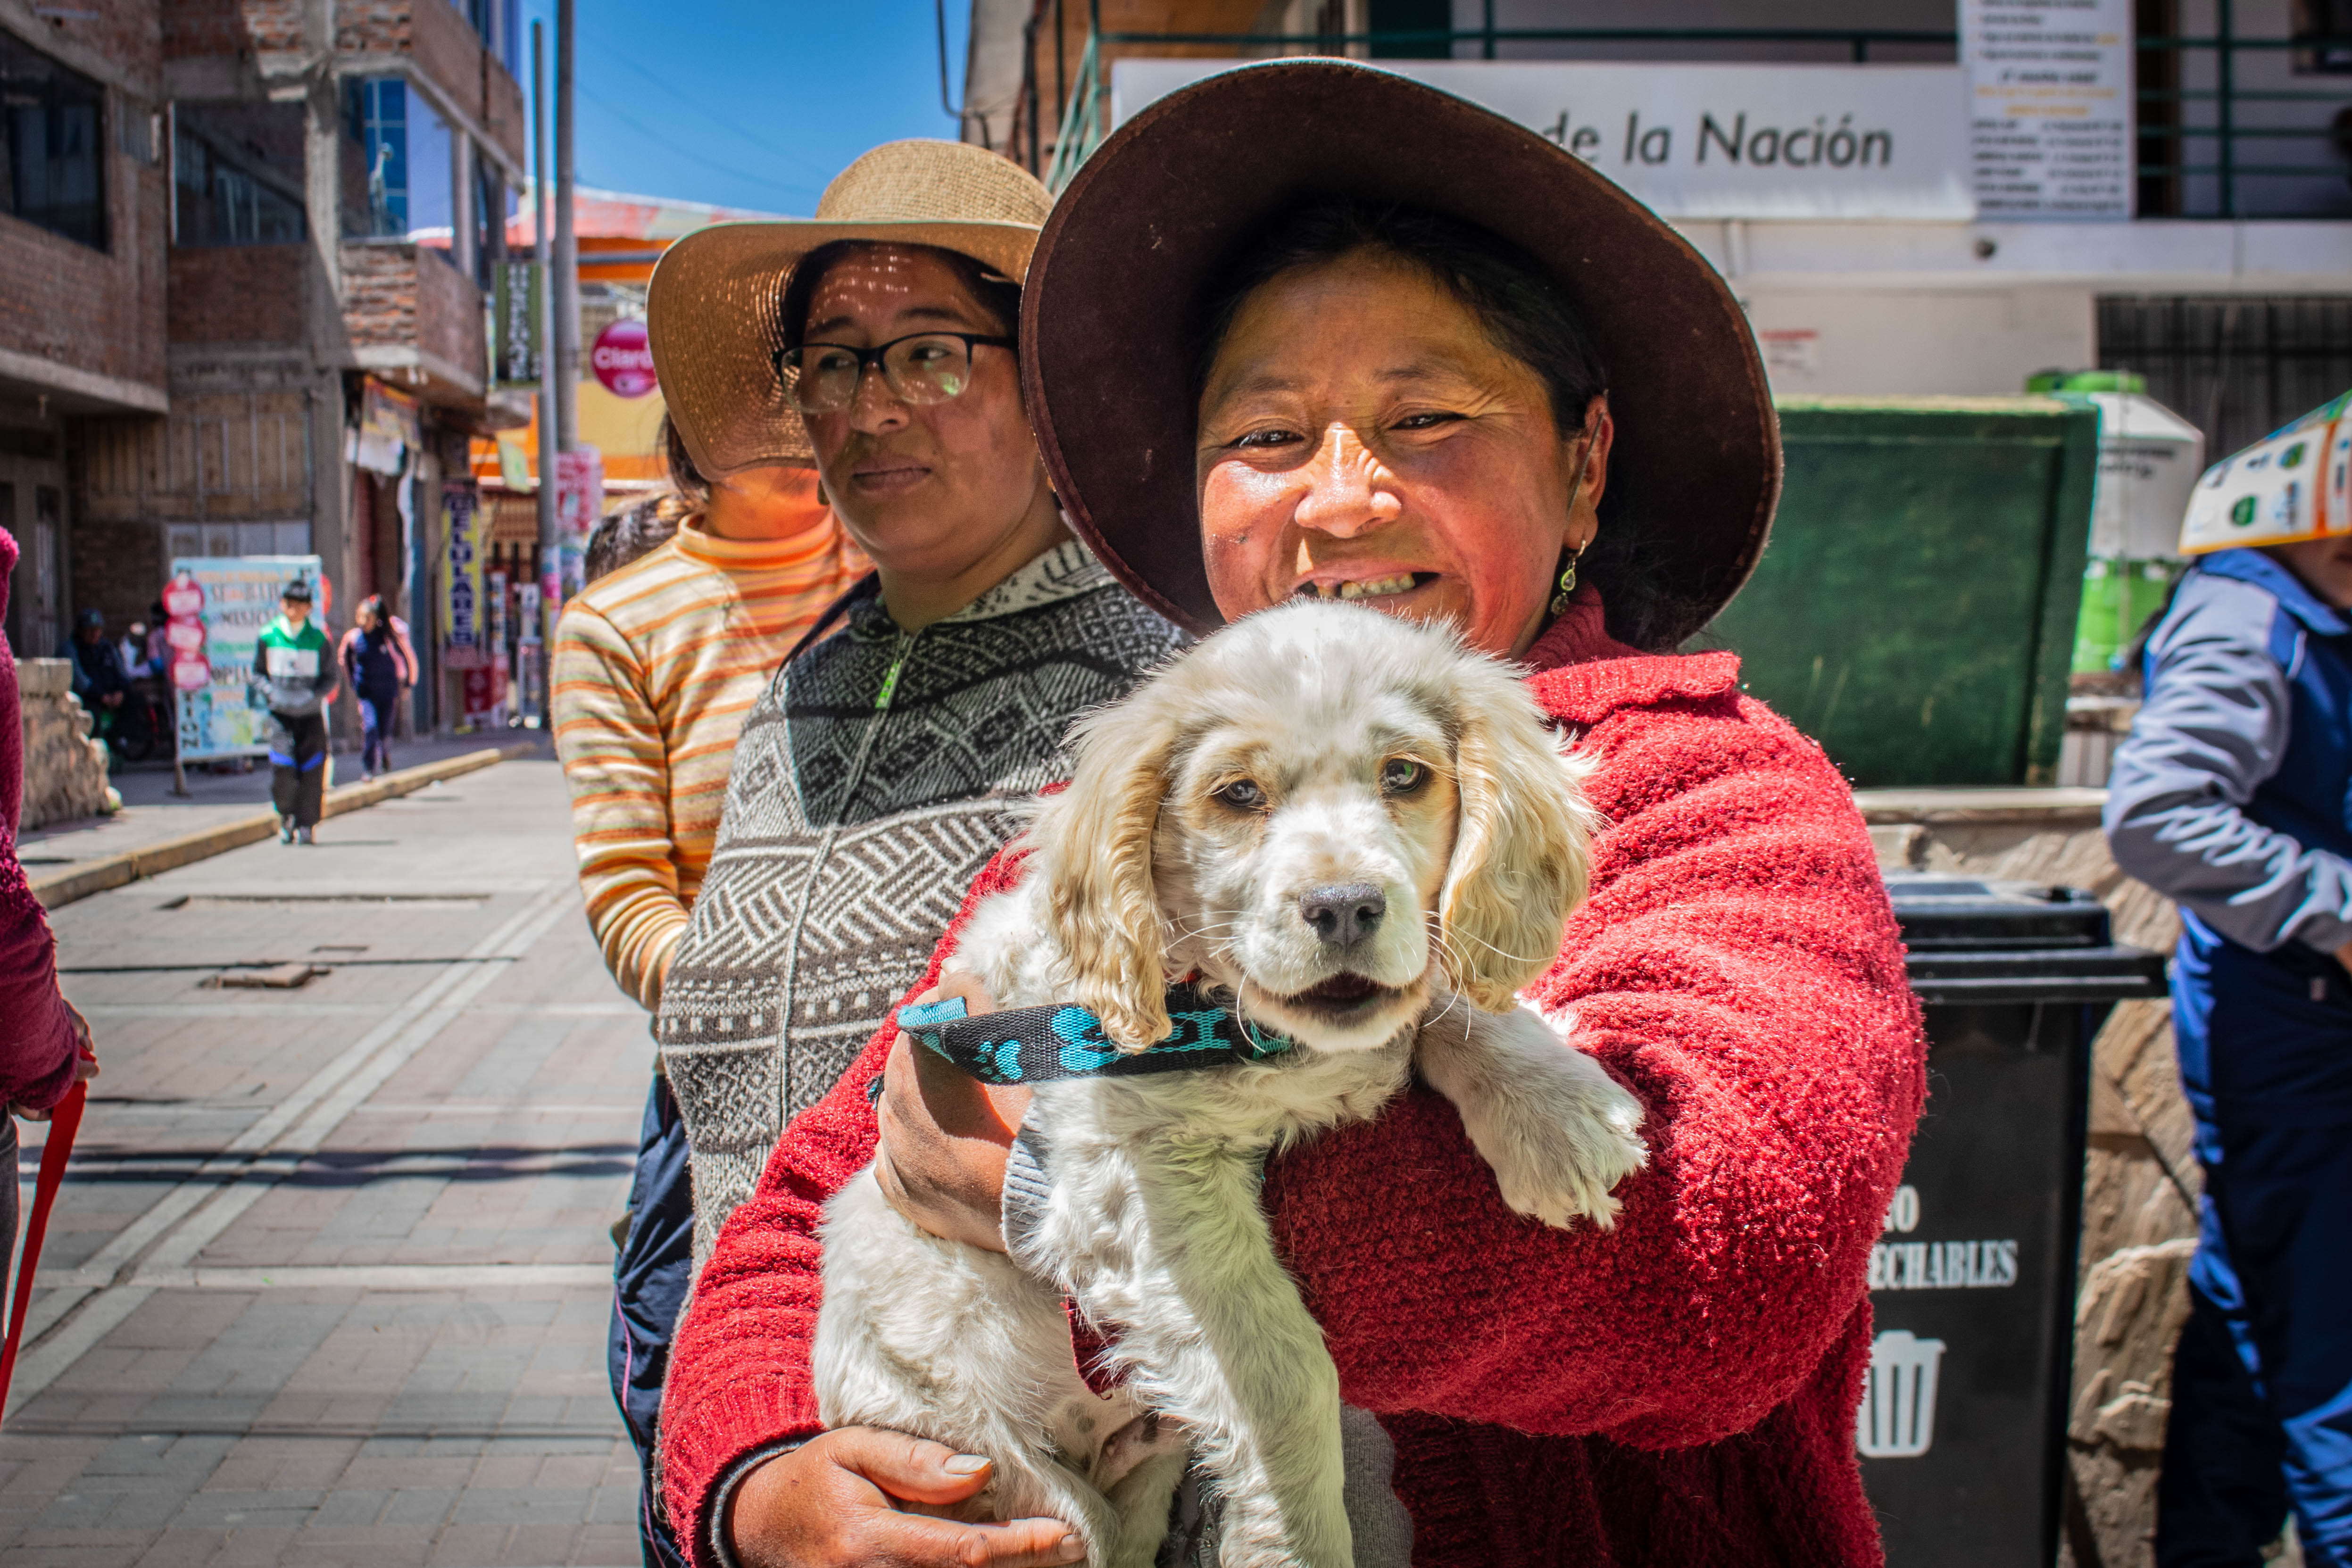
[514,0,973,215]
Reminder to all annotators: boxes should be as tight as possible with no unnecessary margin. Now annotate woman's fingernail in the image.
[942,1453,990,1475]
[1055,1535,1087,1562]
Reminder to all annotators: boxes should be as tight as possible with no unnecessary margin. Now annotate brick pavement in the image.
[7,759,652,1567]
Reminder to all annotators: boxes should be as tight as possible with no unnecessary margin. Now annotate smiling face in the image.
[1195,248,1612,660]
[796,243,1050,587]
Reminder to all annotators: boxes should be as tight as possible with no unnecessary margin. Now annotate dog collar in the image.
[895,985,1294,1087]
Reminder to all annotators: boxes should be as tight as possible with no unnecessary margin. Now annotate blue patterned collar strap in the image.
[895,985,1293,1086]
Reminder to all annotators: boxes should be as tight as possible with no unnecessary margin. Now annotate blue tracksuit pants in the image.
[2158,1114,2352,1566]
[609,1074,694,1568]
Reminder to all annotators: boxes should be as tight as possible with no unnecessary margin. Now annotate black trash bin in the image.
[1863,873,2169,1567]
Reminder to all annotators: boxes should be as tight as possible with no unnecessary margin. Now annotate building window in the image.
[0,28,106,249]
[2294,0,2352,72]
[341,76,453,241]
[451,0,521,77]
[173,102,307,245]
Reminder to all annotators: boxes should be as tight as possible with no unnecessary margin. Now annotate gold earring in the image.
[1550,546,1584,616]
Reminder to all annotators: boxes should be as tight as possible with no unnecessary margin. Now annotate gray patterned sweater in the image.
[656,540,1185,1264]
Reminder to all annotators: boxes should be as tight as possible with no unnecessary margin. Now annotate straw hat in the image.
[1021,61,1780,647]
[648,140,1054,479]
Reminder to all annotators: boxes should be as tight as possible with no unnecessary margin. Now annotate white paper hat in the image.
[2179,389,2352,556]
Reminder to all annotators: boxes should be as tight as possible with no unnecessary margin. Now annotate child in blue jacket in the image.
[2106,407,2352,1565]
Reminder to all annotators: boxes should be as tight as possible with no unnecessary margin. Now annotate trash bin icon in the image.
[1860,1329,1947,1459]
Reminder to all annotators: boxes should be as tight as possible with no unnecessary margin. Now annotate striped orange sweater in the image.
[552,514,867,1009]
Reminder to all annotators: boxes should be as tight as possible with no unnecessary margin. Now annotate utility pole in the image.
[532,20,557,575]
[529,18,558,722]
[554,0,580,453]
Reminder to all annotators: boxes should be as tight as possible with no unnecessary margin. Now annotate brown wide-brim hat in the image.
[649,139,1053,478]
[1022,60,1779,645]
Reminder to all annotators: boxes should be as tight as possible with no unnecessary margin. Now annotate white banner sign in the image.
[1962,0,2135,218]
[1110,60,1974,221]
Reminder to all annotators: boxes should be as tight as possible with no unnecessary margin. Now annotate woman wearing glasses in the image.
[643,141,1183,1276]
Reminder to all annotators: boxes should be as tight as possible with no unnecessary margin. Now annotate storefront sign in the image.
[1110,59,1974,220]
[353,379,420,476]
[492,259,542,386]
[1962,0,2134,218]
[166,555,325,761]
[591,318,657,397]
[441,482,488,671]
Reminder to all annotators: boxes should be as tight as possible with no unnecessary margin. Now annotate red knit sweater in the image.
[659,599,1927,1567]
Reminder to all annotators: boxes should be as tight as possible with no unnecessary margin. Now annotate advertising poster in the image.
[441,482,489,671]
[1112,59,1975,220]
[1961,0,2134,217]
[492,259,542,386]
[166,555,325,761]
[553,447,605,539]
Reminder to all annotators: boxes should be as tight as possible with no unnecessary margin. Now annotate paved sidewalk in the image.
[18,734,553,882]
[7,757,648,1568]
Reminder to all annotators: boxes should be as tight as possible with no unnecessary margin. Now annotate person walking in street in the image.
[2,530,98,1304]
[256,578,338,844]
[646,138,1185,1259]
[339,595,414,780]
[656,69,1924,1568]
[551,409,866,1568]
[2105,394,2352,1568]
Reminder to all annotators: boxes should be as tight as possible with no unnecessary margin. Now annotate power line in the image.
[573,83,818,203]
[580,33,831,186]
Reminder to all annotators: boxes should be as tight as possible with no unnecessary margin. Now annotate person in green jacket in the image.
[255,578,339,844]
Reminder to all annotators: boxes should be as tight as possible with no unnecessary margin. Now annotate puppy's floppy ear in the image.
[1032,689,1180,1051]
[1438,661,1600,1011]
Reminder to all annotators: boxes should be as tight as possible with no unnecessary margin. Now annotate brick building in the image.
[2,0,527,732]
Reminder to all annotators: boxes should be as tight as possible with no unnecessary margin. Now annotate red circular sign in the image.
[591,318,657,398]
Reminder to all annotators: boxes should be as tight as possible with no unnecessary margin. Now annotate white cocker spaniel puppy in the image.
[814,600,1648,1568]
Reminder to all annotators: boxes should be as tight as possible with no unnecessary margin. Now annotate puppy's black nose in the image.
[1299,883,1386,946]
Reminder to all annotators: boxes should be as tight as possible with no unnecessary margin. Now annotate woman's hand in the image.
[12,1007,97,1123]
[872,976,1029,1251]
[726,1428,1082,1568]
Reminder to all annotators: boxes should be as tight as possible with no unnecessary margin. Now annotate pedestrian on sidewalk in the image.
[1,530,99,1303]
[551,409,866,1568]
[256,578,339,844]
[58,607,129,758]
[2105,399,2352,1568]
[339,595,414,780]
[646,137,1184,1262]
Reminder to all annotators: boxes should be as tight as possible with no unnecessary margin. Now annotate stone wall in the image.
[1859,793,2299,1568]
[14,659,115,830]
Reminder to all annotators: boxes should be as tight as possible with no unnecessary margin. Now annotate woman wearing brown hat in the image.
[647,141,1183,1265]
[659,68,1925,1568]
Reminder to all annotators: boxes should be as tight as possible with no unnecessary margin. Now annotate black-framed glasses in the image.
[774,332,1015,415]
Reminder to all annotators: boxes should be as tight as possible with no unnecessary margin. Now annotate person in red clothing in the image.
[1,529,100,1310]
[659,63,1926,1568]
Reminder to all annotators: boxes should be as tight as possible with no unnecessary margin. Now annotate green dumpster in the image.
[1706,396,2098,788]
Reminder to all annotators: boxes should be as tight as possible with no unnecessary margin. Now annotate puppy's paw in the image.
[1455,1008,1648,1230]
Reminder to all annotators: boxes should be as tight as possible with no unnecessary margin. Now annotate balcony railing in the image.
[1021,4,2352,220]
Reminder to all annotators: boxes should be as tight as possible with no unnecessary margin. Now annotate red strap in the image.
[0,1078,87,1419]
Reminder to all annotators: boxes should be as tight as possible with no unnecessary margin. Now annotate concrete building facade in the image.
[2,0,527,732]
[964,0,2352,458]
